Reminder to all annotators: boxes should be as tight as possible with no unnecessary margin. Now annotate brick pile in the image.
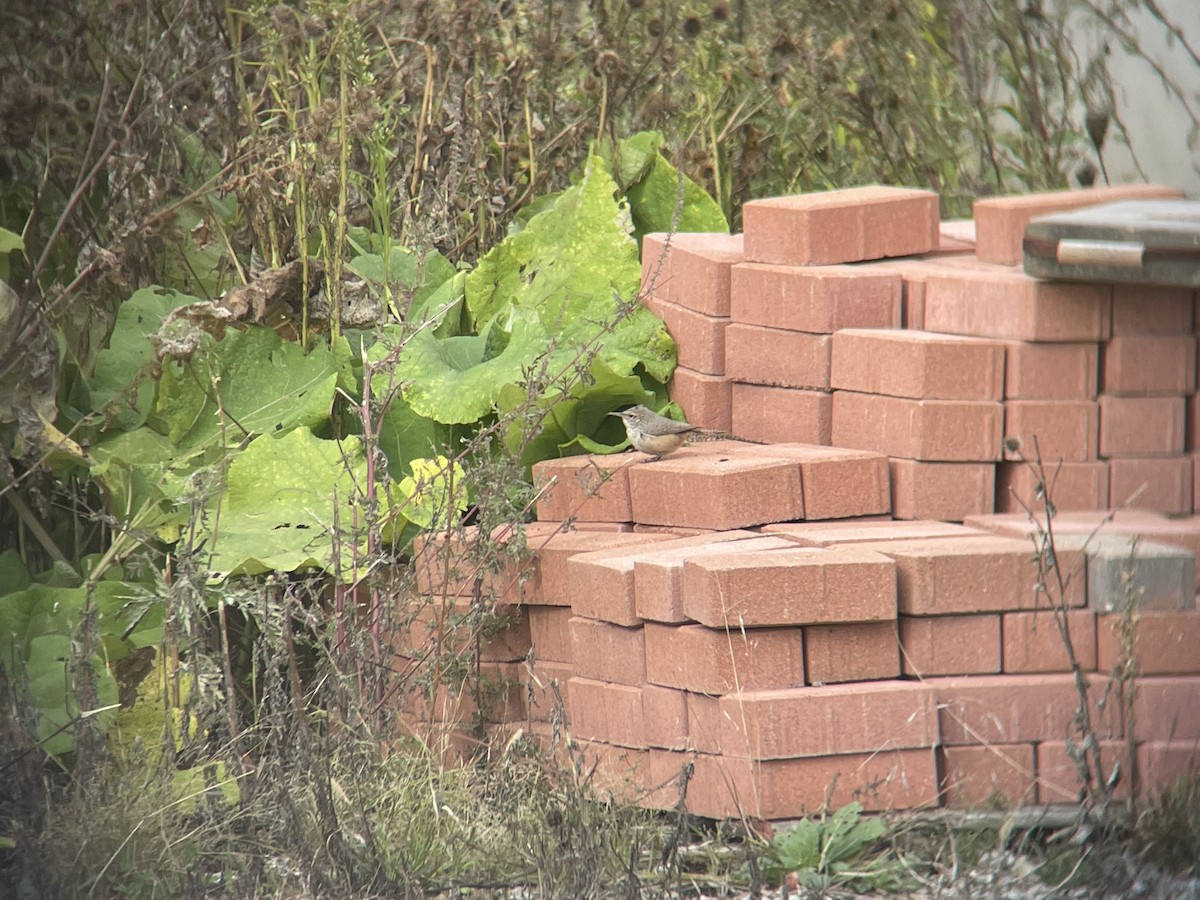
[403,182,1200,820]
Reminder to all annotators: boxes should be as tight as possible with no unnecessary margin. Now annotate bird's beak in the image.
[608,410,623,418]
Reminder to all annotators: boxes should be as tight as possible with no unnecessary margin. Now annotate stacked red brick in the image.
[902,184,1193,518]
[401,182,1200,818]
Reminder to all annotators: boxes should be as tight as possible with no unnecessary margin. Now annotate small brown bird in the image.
[609,405,745,459]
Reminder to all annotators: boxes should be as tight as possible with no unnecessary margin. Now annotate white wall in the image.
[1072,0,1200,195]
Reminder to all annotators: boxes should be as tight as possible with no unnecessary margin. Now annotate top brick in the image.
[641,232,745,317]
[743,185,939,266]
[973,184,1184,266]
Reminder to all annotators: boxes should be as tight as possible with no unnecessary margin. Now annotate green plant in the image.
[1137,772,1200,876]
[761,801,912,892]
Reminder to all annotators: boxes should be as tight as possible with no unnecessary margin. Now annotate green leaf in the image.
[772,818,821,870]
[610,130,664,186]
[0,580,140,758]
[0,549,33,593]
[151,326,349,452]
[364,348,450,479]
[624,152,729,245]
[393,318,549,424]
[200,427,385,581]
[396,456,468,529]
[89,426,197,540]
[161,204,233,298]
[0,226,23,281]
[89,287,199,430]
[0,227,23,254]
[498,358,665,468]
[464,152,674,386]
[348,245,458,320]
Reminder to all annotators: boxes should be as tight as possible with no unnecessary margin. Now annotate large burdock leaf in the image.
[391,318,549,424]
[89,287,199,431]
[615,131,730,244]
[200,427,383,582]
[464,153,675,385]
[0,579,142,757]
[396,456,468,529]
[152,325,352,453]
[498,358,665,467]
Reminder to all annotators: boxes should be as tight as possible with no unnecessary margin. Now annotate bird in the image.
[608,405,737,459]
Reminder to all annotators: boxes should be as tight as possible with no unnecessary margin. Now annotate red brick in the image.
[392,596,530,662]
[632,524,716,537]
[1003,341,1099,400]
[973,184,1184,266]
[412,523,555,600]
[889,459,996,521]
[571,739,654,805]
[535,531,663,606]
[627,450,805,530]
[631,534,798,624]
[1002,609,1097,674]
[904,276,926,329]
[569,617,645,685]
[1037,739,1131,803]
[938,218,977,251]
[686,693,722,754]
[566,678,690,750]
[527,606,575,663]
[731,383,832,444]
[831,328,1005,400]
[641,231,744,316]
[940,743,1037,808]
[687,747,939,819]
[1097,610,1200,675]
[1191,395,1200,453]
[644,622,804,693]
[933,673,1121,745]
[1099,395,1186,458]
[669,367,732,432]
[743,185,938,265]
[804,621,900,684]
[642,684,690,750]
[719,682,937,759]
[854,535,1086,615]
[682,547,897,627]
[521,658,572,721]
[765,519,978,545]
[1109,456,1193,514]
[900,614,1002,677]
[966,513,1200,592]
[963,509,1166,538]
[405,661,525,726]
[1134,676,1200,741]
[1111,285,1194,335]
[566,676,614,742]
[1139,742,1200,797]
[569,530,782,625]
[996,460,1109,513]
[1103,335,1196,396]
[734,443,890,520]
[725,323,831,389]
[1002,400,1098,463]
[730,262,902,332]
[533,455,635,524]
[921,264,1111,342]
[568,533,767,625]
[833,391,1003,462]
[642,293,728,375]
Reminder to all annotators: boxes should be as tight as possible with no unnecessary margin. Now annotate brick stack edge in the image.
[406,182,1200,821]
